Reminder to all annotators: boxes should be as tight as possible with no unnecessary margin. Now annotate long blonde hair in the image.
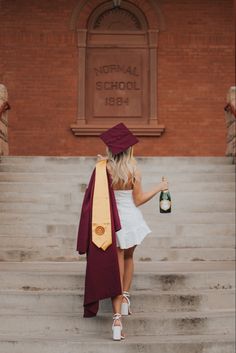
[106,147,137,187]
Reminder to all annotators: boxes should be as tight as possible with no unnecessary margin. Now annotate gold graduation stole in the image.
[92,160,112,251]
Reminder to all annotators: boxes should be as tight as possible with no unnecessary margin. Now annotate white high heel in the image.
[112,313,125,341]
[121,291,132,316]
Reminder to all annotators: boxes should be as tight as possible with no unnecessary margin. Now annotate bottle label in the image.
[160,199,171,211]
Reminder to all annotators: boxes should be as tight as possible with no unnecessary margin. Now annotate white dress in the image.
[114,190,151,249]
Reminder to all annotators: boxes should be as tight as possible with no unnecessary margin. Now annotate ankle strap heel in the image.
[112,313,124,341]
[121,291,132,316]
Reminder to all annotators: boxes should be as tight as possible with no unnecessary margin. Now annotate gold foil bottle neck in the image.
[162,176,169,192]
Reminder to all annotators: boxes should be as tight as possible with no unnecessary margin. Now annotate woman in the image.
[99,123,169,340]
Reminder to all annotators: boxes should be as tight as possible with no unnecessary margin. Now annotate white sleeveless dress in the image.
[114,190,151,249]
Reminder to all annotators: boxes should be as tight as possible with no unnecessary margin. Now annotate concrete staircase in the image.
[0,156,235,352]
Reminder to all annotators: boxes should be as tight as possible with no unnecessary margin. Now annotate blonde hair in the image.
[106,146,137,187]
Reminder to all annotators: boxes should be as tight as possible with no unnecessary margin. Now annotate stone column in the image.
[224,87,236,163]
[0,84,10,156]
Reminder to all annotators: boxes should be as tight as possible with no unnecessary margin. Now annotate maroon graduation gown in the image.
[76,168,122,317]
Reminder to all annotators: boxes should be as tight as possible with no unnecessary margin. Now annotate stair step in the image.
[0,262,234,291]
[135,247,235,262]
[139,235,236,248]
[0,181,235,192]
[0,234,234,249]
[0,160,235,174]
[0,164,235,174]
[0,247,234,262]
[0,334,234,353]
[0,289,234,314]
[0,202,234,213]
[0,156,235,168]
[0,223,234,237]
[0,310,234,336]
[1,156,233,165]
[0,191,235,206]
[144,212,235,225]
[0,212,234,225]
[0,172,235,183]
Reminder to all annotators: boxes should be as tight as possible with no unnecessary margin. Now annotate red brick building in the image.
[0,0,234,156]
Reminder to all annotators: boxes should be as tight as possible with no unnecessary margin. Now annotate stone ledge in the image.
[70,123,165,136]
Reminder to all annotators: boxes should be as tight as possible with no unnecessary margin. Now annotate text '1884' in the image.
[105,97,129,106]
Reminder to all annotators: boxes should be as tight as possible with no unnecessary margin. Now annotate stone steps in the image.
[0,181,235,192]
[0,222,234,236]
[0,164,235,174]
[0,188,235,199]
[0,156,235,352]
[0,201,234,213]
[0,234,234,248]
[0,262,234,292]
[0,156,234,166]
[0,334,234,353]
[0,288,234,314]
[0,157,235,173]
[0,211,234,226]
[0,246,234,262]
[0,190,235,204]
[0,171,235,183]
[0,310,234,336]
[0,156,233,164]
[135,247,235,262]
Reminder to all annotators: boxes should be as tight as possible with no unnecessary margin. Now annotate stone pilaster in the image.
[224,87,236,163]
[0,84,10,156]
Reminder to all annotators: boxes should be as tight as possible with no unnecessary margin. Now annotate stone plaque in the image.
[87,50,148,121]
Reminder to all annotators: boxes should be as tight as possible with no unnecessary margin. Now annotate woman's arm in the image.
[132,170,169,207]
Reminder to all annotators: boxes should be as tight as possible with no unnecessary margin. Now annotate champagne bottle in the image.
[159,176,171,213]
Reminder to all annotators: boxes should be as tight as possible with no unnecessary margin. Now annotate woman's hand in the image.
[133,171,169,206]
[97,154,107,161]
[159,179,169,191]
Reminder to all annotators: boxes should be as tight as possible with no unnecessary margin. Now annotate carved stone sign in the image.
[93,61,141,117]
[87,51,148,122]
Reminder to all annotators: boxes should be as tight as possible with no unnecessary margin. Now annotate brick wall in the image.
[0,0,234,156]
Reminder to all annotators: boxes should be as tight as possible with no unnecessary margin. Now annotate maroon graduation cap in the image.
[100,123,139,155]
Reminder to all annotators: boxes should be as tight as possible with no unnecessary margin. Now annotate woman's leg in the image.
[123,245,136,293]
[111,247,124,325]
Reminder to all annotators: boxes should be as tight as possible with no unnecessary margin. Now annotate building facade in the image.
[0,0,234,156]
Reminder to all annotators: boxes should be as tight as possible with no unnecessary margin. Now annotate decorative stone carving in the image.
[93,7,142,30]
[0,84,10,156]
[224,87,236,163]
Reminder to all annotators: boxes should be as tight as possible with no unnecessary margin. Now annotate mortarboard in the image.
[100,123,139,155]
